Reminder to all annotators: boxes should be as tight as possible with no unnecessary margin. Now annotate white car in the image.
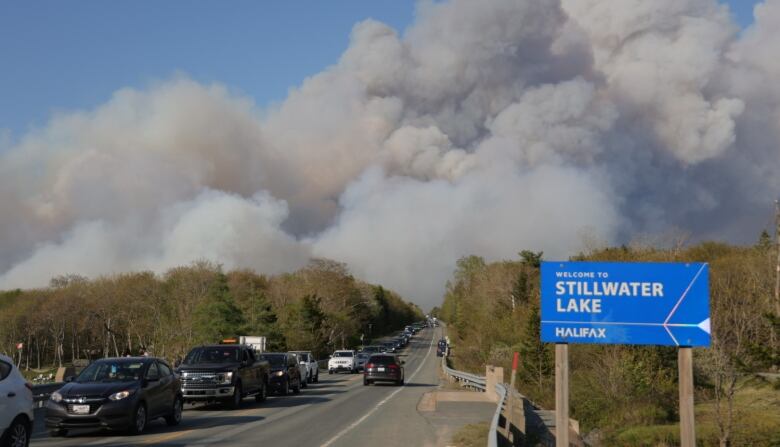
[328,350,357,374]
[0,354,33,447]
[290,351,319,384]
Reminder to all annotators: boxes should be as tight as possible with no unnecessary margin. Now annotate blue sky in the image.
[0,0,762,140]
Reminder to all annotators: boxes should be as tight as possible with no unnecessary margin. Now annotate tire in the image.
[301,374,308,388]
[127,403,147,435]
[293,377,301,394]
[227,382,243,410]
[363,377,369,386]
[280,378,289,396]
[165,397,183,426]
[307,371,313,384]
[398,377,404,386]
[328,369,333,375]
[2,417,30,447]
[48,428,67,438]
[255,383,267,402]
[314,371,319,383]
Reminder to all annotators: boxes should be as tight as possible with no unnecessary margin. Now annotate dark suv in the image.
[259,353,302,396]
[45,357,182,436]
[363,354,404,386]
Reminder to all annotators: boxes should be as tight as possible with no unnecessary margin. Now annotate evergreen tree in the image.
[193,273,246,342]
[519,303,552,393]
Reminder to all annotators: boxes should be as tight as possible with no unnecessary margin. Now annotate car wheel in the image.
[165,397,183,426]
[314,371,319,383]
[307,372,313,384]
[399,377,404,386]
[255,383,267,402]
[363,377,369,386]
[293,377,301,394]
[127,403,147,435]
[301,374,308,388]
[3,417,29,447]
[328,369,333,375]
[227,382,243,409]
[280,378,289,396]
[48,428,68,438]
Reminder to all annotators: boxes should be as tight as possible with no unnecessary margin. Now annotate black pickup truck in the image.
[177,344,269,409]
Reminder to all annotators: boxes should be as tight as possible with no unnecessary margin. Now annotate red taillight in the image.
[366,363,374,369]
[388,364,399,369]
[25,382,33,393]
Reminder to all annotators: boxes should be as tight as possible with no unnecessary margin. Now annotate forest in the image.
[437,237,780,446]
[0,258,422,369]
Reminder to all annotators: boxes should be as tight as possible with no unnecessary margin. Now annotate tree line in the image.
[439,240,780,446]
[0,258,423,369]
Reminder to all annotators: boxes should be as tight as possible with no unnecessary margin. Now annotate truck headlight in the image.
[221,372,234,384]
[50,391,63,403]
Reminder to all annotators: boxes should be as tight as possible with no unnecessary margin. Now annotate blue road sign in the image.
[541,262,710,347]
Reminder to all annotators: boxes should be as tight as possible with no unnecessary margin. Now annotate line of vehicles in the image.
[0,320,436,445]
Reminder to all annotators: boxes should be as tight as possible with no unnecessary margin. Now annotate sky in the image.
[0,0,760,140]
[0,0,416,139]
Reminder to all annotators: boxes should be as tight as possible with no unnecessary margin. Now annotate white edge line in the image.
[319,331,436,447]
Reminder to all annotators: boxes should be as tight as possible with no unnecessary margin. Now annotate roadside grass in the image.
[612,377,780,446]
[450,421,490,447]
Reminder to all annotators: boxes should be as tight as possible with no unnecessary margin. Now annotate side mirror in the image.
[64,375,75,383]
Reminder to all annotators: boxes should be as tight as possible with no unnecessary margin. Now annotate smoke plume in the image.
[2,0,780,308]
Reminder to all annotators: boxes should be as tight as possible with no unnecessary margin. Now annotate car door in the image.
[243,349,258,393]
[156,362,175,412]
[0,360,13,432]
[143,362,165,417]
[287,355,298,384]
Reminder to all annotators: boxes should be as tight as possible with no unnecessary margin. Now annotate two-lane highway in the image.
[32,326,442,447]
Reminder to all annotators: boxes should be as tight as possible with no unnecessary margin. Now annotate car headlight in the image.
[274,371,285,377]
[221,372,234,384]
[50,391,63,403]
[108,390,134,401]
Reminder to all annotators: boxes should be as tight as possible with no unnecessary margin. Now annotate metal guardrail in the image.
[440,354,505,446]
[441,355,486,390]
[488,383,508,447]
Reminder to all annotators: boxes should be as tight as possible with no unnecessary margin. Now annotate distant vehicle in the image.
[0,354,33,447]
[436,339,448,357]
[46,357,182,436]
[178,344,269,408]
[328,350,357,374]
[381,342,396,353]
[361,345,383,354]
[289,351,319,384]
[363,354,404,386]
[259,353,302,395]
[355,352,369,371]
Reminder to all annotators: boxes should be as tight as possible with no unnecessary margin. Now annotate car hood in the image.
[60,381,138,398]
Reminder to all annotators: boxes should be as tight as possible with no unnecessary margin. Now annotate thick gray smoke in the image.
[2,0,779,308]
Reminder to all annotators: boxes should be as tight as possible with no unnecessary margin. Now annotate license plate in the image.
[377,367,385,372]
[72,404,90,414]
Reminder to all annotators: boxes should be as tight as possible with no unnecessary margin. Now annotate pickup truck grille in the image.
[181,371,227,387]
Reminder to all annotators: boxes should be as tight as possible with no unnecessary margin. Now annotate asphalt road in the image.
[31,326,442,447]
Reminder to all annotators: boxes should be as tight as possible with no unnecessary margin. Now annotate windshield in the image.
[334,351,353,357]
[259,354,286,367]
[184,347,240,364]
[77,360,145,383]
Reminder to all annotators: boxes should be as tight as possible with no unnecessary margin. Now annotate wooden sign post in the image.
[678,347,695,447]
[555,343,569,447]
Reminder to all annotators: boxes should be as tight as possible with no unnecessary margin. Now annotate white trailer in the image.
[239,336,267,354]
